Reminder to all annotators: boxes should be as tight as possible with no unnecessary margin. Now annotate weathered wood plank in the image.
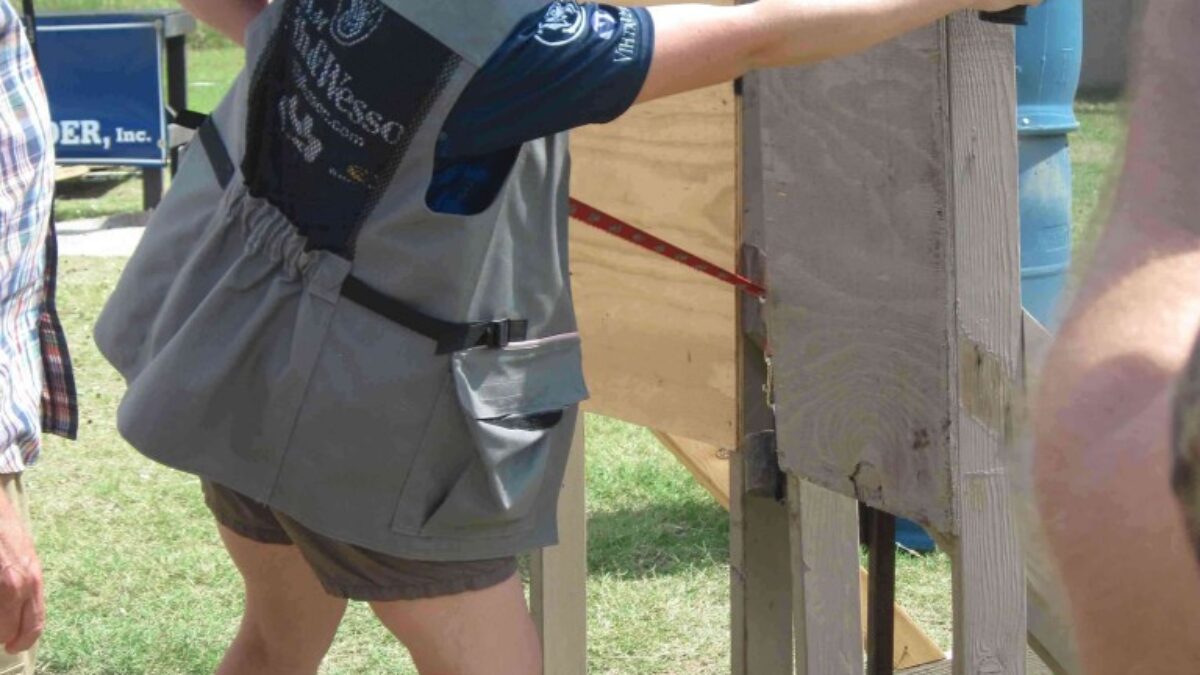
[757,9,1025,673]
[652,431,731,509]
[1022,310,1053,378]
[944,12,1026,675]
[731,68,793,675]
[788,474,865,675]
[530,421,587,675]
[899,650,1054,675]
[759,22,957,533]
[730,455,793,675]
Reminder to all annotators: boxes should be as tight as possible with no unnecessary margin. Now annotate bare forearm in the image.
[179,0,268,46]
[640,0,973,103]
[745,0,967,66]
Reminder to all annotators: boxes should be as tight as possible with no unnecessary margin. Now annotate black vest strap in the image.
[197,119,235,189]
[187,113,527,354]
[21,0,37,57]
[341,276,527,354]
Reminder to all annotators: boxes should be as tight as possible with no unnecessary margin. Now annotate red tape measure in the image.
[568,198,767,299]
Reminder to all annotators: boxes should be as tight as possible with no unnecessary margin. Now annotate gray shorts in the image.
[202,481,518,601]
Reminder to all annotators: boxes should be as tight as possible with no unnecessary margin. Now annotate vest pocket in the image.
[390,333,588,537]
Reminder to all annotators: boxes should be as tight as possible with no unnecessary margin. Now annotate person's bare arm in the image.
[638,0,1036,103]
[178,0,269,46]
[1032,3,1200,673]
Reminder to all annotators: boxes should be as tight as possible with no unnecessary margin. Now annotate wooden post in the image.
[730,454,793,675]
[866,508,897,675]
[731,73,794,675]
[944,14,1026,675]
[531,420,587,675]
[790,476,866,675]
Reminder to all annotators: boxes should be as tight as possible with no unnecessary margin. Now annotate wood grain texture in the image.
[1022,311,1053,379]
[944,13,1026,675]
[531,422,587,675]
[758,24,958,532]
[568,11,737,447]
[730,461,793,675]
[899,651,1054,675]
[731,68,793,674]
[788,474,866,675]
[652,431,731,509]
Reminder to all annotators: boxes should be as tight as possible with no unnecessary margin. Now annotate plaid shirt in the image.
[0,0,76,474]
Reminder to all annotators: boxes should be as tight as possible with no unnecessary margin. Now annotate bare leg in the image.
[215,526,349,675]
[369,573,541,675]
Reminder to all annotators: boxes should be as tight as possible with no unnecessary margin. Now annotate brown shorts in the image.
[202,481,518,601]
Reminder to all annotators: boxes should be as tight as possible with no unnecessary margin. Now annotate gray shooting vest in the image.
[94,0,589,560]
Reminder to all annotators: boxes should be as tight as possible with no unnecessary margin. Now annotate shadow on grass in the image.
[56,171,137,200]
[586,499,728,579]
[1076,87,1125,104]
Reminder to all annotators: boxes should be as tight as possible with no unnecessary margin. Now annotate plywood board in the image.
[568,1,737,449]
[759,24,957,532]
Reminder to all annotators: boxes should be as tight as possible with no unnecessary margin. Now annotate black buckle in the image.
[480,321,511,348]
[476,320,527,349]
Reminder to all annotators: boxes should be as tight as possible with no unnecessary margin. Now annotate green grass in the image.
[1070,100,1127,264]
[39,0,232,49]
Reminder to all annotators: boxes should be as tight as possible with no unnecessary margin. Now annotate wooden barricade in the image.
[530,7,1076,675]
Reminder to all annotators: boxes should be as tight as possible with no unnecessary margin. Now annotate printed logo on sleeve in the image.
[330,0,387,46]
[535,2,587,46]
[612,6,639,63]
[591,7,617,41]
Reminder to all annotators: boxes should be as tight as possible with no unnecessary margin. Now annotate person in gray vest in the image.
[94,0,1035,672]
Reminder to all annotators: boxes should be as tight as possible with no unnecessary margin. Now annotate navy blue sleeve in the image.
[436,2,654,160]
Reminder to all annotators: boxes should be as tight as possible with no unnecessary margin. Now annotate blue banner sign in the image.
[36,16,167,166]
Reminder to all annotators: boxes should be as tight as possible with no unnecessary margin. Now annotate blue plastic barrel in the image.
[1016,0,1083,328]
